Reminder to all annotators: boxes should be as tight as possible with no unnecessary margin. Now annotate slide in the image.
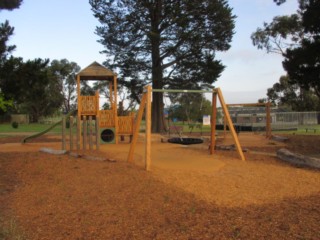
[22,110,76,143]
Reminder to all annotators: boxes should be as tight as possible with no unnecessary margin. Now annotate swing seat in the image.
[168,137,204,145]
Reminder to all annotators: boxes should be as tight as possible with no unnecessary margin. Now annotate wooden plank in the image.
[95,91,100,116]
[216,88,245,161]
[109,82,113,107]
[118,116,134,134]
[127,93,147,163]
[114,76,118,144]
[210,92,217,155]
[77,75,81,117]
[153,89,213,93]
[99,110,115,127]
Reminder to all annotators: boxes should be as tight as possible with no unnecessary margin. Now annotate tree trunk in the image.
[150,0,165,133]
[151,54,165,133]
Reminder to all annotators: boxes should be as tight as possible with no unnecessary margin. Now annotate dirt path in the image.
[0,133,319,239]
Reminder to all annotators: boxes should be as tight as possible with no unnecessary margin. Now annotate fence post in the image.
[62,116,66,151]
[69,116,73,151]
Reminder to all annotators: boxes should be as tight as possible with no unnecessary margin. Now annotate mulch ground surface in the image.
[0,134,319,239]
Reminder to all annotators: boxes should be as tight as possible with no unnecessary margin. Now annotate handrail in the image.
[21,110,77,143]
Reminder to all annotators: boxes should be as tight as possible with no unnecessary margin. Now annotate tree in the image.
[0,20,16,62]
[273,0,286,5]
[0,91,12,111]
[0,0,22,10]
[0,0,23,60]
[90,0,235,132]
[0,57,64,122]
[252,0,320,109]
[282,0,320,100]
[0,0,22,111]
[259,75,320,111]
[93,80,137,115]
[168,93,212,123]
[49,59,80,113]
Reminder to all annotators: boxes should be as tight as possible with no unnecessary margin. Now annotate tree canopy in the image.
[0,0,81,119]
[252,0,320,109]
[0,57,65,121]
[49,59,80,113]
[259,75,320,111]
[0,0,22,11]
[167,93,212,123]
[0,0,23,112]
[90,0,235,132]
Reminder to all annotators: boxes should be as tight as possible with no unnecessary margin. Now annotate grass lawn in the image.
[1,121,319,136]
[273,124,320,135]
[0,123,62,134]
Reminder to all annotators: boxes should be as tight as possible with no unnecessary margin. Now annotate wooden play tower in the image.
[76,62,134,144]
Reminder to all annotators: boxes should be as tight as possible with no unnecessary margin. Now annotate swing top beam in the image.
[152,88,216,93]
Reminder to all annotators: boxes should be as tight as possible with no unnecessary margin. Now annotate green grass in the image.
[273,124,320,135]
[1,121,319,136]
[0,123,63,134]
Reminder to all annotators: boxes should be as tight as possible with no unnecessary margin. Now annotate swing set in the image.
[164,92,205,144]
[127,86,246,171]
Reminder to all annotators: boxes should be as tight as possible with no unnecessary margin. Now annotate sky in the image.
[0,0,299,104]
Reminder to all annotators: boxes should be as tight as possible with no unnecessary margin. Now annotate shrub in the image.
[11,121,19,129]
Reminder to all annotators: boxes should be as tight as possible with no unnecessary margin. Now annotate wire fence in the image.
[219,108,320,131]
[271,112,320,130]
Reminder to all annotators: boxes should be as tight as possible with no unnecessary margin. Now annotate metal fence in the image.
[219,108,320,131]
[271,112,320,129]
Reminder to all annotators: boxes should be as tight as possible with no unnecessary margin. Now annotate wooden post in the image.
[96,116,100,150]
[127,93,147,163]
[83,116,87,150]
[223,113,227,137]
[77,75,81,118]
[145,85,152,171]
[76,116,81,151]
[114,76,118,144]
[69,116,74,151]
[89,116,93,150]
[95,91,100,117]
[216,88,245,161]
[210,92,217,155]
[62,116,66,151]
[109,82,113,108]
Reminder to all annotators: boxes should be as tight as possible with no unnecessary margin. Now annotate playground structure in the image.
[23,62,135,147]
[22,62,256,171]
[127,86,246,171]
[76,62,134,146]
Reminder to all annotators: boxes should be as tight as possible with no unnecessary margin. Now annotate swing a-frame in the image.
[127,86,245,171]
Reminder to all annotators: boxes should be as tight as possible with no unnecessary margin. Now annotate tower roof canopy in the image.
[77,61,116,81]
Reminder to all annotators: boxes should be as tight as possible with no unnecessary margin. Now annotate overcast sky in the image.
[0,0,298,103]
